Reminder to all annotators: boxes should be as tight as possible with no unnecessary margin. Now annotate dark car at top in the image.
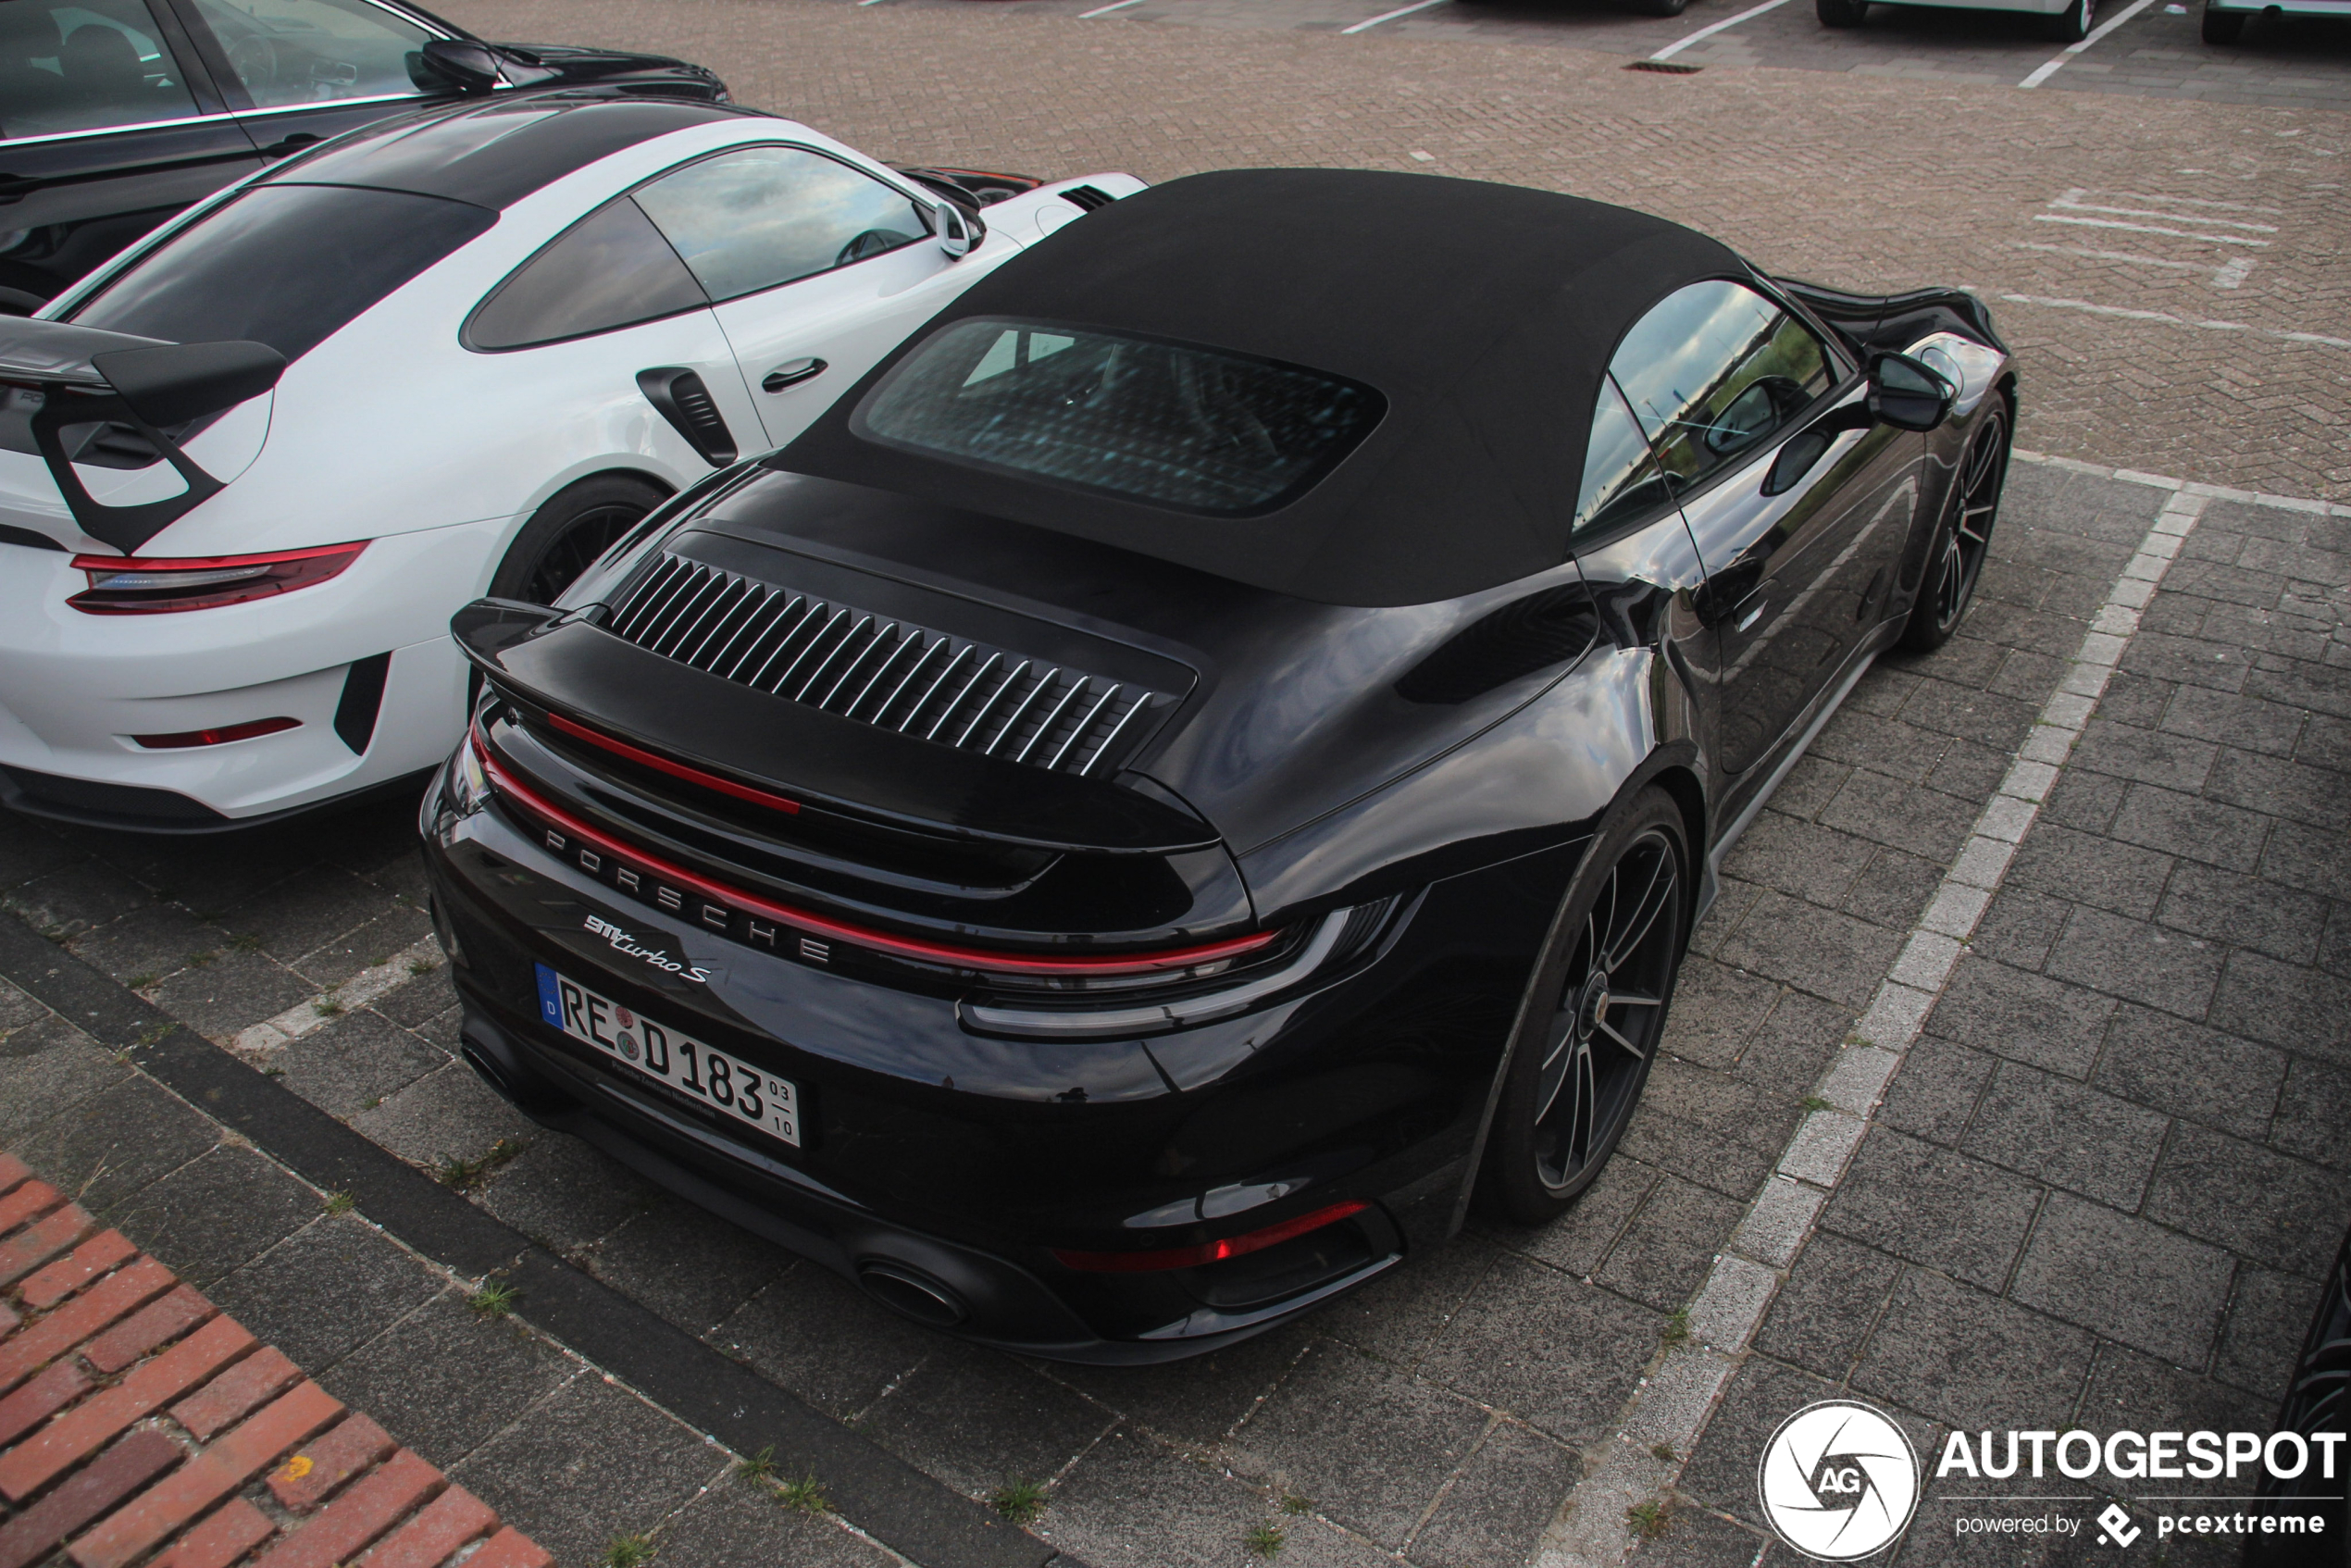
[0,0,725,312]
[422,168,2019,1361]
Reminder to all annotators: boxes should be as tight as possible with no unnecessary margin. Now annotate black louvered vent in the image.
[605,554,1174,778]
[1059,184,1117,212]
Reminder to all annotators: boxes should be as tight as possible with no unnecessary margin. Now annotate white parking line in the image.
[1079,0,1147,15]
[1340,0,1448,32]
[2017,0,2160,87]
[1999,292,2351,348]
[2034,213,2270,244]
[1648,0,1793,59]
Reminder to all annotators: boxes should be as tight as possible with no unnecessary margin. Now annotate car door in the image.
[628,143,973,450]
[1610,279,1921,776]
[168,0,458,160]
[0,0,259,309]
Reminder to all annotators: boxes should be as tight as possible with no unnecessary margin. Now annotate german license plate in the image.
[534,963,801,1147]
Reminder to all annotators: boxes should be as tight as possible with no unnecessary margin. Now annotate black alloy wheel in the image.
[491,472,670,606]
[1899,409,2008,653]
[1482,787,1689,1224]
[1818,0,1871,26]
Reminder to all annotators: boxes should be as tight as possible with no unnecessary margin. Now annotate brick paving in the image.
[1,6,2346,1560]
[437,0,2349,504]
[3,456,2270,1568]
[0,1151,552,1568]
[0,994,918,1566]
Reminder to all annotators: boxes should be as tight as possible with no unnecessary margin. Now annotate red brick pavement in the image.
[0,1152,554,1568]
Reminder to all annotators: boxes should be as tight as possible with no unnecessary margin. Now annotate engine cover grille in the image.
[604,553,1172,778]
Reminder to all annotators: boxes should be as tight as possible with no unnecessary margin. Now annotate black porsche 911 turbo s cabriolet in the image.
[421,168,2018,1362]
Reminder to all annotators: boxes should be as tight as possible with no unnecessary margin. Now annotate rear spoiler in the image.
[0,317,285,553]
[1773,279,2009,360]
[451,598,1221,856]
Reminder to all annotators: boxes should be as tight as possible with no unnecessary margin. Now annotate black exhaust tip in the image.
[857,1262,969,1327]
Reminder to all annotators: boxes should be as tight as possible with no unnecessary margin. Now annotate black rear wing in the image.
[0,317,284,552]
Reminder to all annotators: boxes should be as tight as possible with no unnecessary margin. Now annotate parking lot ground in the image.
[442,0,2350,505]
[13,454,2346,1567]
[2,7,2346,1562]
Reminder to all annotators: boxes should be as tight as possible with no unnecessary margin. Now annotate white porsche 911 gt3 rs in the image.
[0,88,1139,831]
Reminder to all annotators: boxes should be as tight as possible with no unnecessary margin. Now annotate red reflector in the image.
[1051,1201,1369,1274]
[132,716,300,750]
[546,713,801,815]
[68,541,367,615]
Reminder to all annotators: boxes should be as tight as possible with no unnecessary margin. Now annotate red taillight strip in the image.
[472,730,1278,977]
[71,541,370,574]
[545,713,802,816]
[1051,1201,1370,1274]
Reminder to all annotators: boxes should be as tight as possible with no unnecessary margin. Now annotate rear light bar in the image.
[1051,1201,1369,1273]
[68,541,367,615]
[469,728,1279,978]
[131,716,300,749]
[545,713,802,816]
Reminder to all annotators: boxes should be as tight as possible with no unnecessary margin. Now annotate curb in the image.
[0,915,1076,1568]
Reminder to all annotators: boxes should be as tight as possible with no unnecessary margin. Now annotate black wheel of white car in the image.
[492,473,669,606]
[2044,0,2094,42]
[2201,0,2245,39]
[1482,788,1689,1225]
[1818,0,1870,26]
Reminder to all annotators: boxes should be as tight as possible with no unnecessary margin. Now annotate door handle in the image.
[761,357,827,393]
[255,132,322,160]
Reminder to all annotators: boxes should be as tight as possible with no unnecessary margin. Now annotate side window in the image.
[1608,280,1833,498]
[632,145,931,304]
[1571,375,1673,545]
[182,0,431,108]
[466,199,707,351]
[0,0,198,139]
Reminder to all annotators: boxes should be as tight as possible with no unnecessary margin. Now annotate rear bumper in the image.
[0,520,501,824]
[415,753,1560,1359]
[452,998,1401,1363]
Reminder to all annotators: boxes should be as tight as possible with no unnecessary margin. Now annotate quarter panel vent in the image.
[605,554,1175,778]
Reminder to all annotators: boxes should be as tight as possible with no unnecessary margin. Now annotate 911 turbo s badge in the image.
[583,914,713,984]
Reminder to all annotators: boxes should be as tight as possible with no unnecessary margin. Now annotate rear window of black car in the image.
[852,319,1384,517]
[69,183,495,363]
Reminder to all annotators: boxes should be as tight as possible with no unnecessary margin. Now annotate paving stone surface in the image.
[428,0,2350,505]
[0,3,2345,1555]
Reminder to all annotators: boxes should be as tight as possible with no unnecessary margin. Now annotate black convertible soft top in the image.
[779,168,1748,607]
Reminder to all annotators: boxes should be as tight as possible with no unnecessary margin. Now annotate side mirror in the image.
[417,38,503,93]
[935,200,983,259]
[1867,352,1955,432]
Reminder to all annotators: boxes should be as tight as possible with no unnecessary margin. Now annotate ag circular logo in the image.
[1757,1400,1920,1561]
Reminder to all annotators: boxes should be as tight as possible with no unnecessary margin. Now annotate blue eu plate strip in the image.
[535,963,565,1030]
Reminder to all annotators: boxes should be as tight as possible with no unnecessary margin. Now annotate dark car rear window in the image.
[70,183,496,363]
[852,318,1384,517]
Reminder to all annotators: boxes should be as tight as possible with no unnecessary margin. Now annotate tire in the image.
[490,473,669,606]
[1636,0,1692,17]
[1898,408,2009,653]
[2201,1,2244,40]
[1479,786,1691,1226]
[1818,0,1870,26]
[2042,0,2093,42]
